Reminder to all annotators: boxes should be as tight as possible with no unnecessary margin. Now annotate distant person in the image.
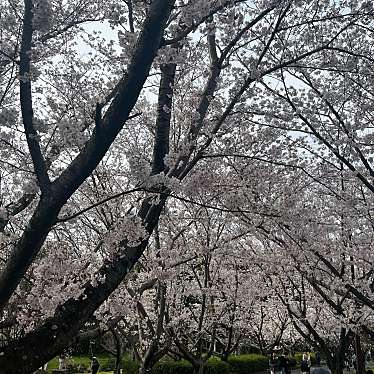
[285,351,292,374]
[302,353,311,362]
[367,350,372,362]
[279,350,291,374]
[315,352,321,366]
[91,356,100,374]
[270,352,279,374]
[58,355,66,370]
[344,357,351,370]
[301,352,311,374]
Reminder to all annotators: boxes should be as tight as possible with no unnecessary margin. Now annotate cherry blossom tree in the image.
[1,0,374,373]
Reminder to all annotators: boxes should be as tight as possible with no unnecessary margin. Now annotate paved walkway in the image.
[257,367,331,374]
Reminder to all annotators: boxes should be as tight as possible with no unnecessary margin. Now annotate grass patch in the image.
[47,354,118,373]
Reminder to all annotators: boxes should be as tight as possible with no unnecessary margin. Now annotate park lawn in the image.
[47,354,116,373]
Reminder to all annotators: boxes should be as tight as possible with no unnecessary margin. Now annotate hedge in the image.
[228,353,269,374]
[86,355,139,374]
[119,352,315,374]
[122,357,139,374]
[100,354,265,374]
[152,360,193,374]
[48,353,268,374]
[151,358,230,374]
[204,359,231,374]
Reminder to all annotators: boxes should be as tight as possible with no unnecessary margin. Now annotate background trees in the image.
[1,0,374,373]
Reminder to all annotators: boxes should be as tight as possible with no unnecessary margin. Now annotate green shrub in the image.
[122,357,139,374]
[228,353,269,374]
[99,357,116,371]
[294,353,303,364]
[47,354,232,374]
[204,358,230,374]
[151,357,230,374]
[288,358,297,368]
[152,359,193,374]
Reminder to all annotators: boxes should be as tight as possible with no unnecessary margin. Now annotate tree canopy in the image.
[0,0,374,373]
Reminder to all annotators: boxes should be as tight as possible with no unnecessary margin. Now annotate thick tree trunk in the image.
[112,329,122,374]
[355,334,365,374]
[0,1,175,373]
[137,336,169,374]
[0,0,175,313]
[139,362,152,374]
[114,352,122,374]
[0,195,167,374]
[326,328,350,374]
[192,362,206,374]
[138,348,168,374]
[138,344,156,374]
[137,58,177,374]
[328,357,345,374]
[138,364,147,374]
[221,324,234,361]
[138,345,166,374]
[151,62,177,174]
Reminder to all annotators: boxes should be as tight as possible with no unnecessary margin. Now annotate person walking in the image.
[301,352,311,374]
[366,351,371,364]
[91,356,100,374]
[279,351,291,374]
[58,355,66,370]
[315,352,321,366]
[270,352,280,374]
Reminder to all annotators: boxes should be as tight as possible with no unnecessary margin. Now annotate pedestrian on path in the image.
[315,352,321,366]
[279,350,291,374]
[91,356,100,374]
[301,352,311,374]
[270,352,280,374]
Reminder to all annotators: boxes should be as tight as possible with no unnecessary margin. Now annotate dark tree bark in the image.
[323,328,351,374]
[355,334,365,374]
[151,61,177,175]
[0,0,175,373]
[276,276,350,374]
[111,329,123,374]
[0,194,168,374]
[0,0,175,313]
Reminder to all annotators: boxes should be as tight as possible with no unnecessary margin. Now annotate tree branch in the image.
[19,0,50,192]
